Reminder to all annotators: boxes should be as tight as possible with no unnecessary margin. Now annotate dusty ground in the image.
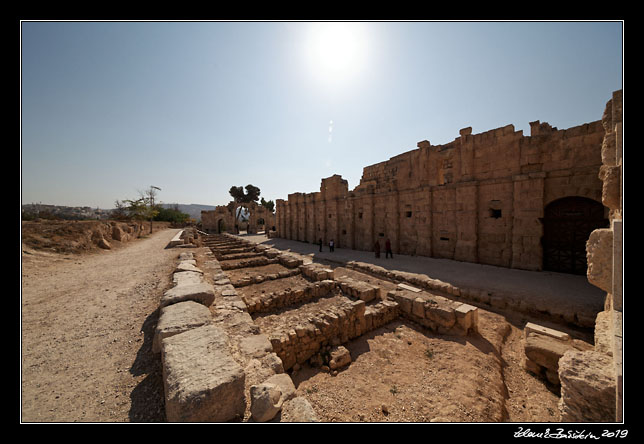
[273,266,570,422]
[21,224,180,422]
[21,223,590,423]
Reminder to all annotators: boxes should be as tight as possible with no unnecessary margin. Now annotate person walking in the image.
[385,238,393,259]
[374,240,381,258]
[329,239,335,252]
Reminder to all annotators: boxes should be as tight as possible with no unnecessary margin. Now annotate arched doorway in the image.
[542,197,608,275]
[217,218,225,234]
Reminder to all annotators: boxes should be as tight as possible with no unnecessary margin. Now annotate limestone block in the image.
[112,225,127,241]
[280,397,319,422]
[524,322,570,342]
[425,303,456,329]
[586,229,613,293]
[524,333,571,372]
[558,350,616,422]
[173,271,203,286]
[250,383,283,422]
[599,165,621,211]
[412,297,425,318]
[175,261,204,274]
[398,283,421,293]
[178,252,194,261]
[153,301,213,353]
[455,303,479,333]
[263,373,296,404]
[160,282,215,308]
[162,325,246,422]
[328,345,351,370]
[239,334,273,359]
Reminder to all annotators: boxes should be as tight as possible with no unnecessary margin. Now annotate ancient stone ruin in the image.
[201,201,276,235]
[154,89,622,422]
[275,118,607,274]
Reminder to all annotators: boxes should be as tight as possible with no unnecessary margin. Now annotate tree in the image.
[260,197,275,213]
[229,184,261,230]
[112,200,129,220]
[122,186,161,232]
[154,206,190,225]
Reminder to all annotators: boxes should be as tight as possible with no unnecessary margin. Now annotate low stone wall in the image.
[155,250,315,422]
[242,279,336,314]
[231,267,301,288]
[346,261,595,328]
[267,296,399,371]
[388,284,478,336]
[300,263,335,281]
[220,256,280,270]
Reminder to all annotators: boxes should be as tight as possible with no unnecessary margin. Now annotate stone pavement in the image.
[239,233,605,330]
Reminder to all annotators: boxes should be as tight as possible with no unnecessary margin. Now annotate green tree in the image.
[260,197,275,213]
[155,205,190,225]
[122,186,160,232]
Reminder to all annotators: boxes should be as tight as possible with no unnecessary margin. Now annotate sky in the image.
[20,21,623,210]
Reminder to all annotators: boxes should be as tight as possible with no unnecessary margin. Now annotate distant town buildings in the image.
[21,203,112,220]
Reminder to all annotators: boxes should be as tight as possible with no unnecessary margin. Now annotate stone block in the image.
[153,301,213,353]
[455,303,479,333]
[558,350,616,422]
[524,332,572,372]
[160,282,216,308]
[328,345,352,370]
[263,373,296,403]
[173,271,203,286]
[162,325,245,422]
[280,397,319,422]
[175,261,204,274]
[250,383,283,422]
[425,303,456,329]
[390,290,415,314]
[239,334,274,359]
[586,228,613,293]
[412,297,425,318]
[398,283,421,293]
[524,322,571,342]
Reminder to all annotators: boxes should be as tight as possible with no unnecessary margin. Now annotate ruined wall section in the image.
[560,89,623,422]
[202,202,276,234]
[276,117,605,272]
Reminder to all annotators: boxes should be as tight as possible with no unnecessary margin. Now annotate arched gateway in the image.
[542,197,608,275]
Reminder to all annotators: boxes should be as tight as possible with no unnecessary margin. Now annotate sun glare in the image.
[304,22,369,90]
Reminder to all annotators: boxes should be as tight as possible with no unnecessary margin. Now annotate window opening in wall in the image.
[342,229,347,235]
[489,209,502,219]
[329,214,332,218]
[405,211,412,218]
[440,237,450,241]
[358,212,363,219]
[379,233,385,237]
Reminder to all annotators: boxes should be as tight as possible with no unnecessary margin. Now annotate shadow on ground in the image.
[128,308,165,422]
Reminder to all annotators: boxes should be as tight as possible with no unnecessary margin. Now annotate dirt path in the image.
[21,228,181,422]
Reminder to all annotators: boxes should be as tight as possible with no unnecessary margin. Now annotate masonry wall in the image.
[276,118,606,272]
[203,202,276,234]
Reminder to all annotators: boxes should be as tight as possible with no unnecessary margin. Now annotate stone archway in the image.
[217,218,225,234]
[542,197,608,275]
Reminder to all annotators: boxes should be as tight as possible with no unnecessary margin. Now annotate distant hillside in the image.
[161,203,217,221]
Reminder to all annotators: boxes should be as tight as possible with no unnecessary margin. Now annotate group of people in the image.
[374,238,393,259]
[317,237,394,259]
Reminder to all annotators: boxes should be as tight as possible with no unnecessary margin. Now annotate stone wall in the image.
[276,119,605,272]
[202,201,276,234]
[558,89,623,422]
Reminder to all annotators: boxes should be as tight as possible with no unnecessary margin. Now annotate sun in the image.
[303,22,369,90]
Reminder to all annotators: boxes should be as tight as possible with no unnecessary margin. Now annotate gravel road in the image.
[21,228,181,422]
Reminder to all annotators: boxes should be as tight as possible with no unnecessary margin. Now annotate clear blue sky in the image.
[21,21,623,210]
